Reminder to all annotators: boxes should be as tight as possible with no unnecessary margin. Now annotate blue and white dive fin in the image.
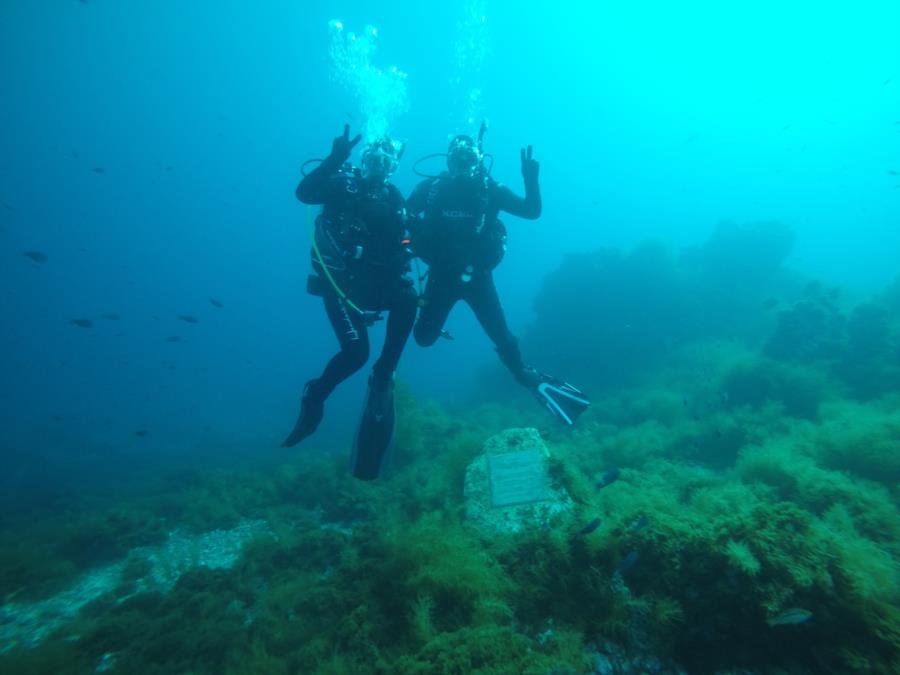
[534,374,590,425]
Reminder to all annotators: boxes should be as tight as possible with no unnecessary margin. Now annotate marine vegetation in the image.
[1,224,898,674]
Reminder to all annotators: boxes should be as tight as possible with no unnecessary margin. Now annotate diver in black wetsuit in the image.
[283,125,417,479]
[407,133,590,424]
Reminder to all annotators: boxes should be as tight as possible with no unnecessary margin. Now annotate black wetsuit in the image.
[297,156,417,398]
[406,170,541,384]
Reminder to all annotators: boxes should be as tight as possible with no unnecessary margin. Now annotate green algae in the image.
[2,229,900,673]
[3,390,897,673]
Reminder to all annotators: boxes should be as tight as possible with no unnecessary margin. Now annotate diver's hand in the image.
[521,145,540,184]
[330,124,362,163]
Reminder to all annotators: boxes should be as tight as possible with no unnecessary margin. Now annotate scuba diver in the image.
[406,128,590,425]
[283,124,417,480]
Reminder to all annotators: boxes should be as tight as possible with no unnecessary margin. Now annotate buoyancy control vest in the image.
[310,166,412,307]
[313,166,409,276]
[411,172,507,276]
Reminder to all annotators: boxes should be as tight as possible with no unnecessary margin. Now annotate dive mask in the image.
[361,137,403,180]
[447,135,483,177]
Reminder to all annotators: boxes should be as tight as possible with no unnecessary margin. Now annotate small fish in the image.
[90,167,105,174]
[152,315,160,321]
[163,166,173,172]
[1,200,14,211]
[101,313,120,320]
[165,336,182,343]
[888,170,899,176]
[4,587,26,602]
[761,297,779,310]
[684,134,699,144]
[71,319,93,328]
[596,467,620,489]
[177,314,199,324]
[630,516,649,532]
[23,250,48,263]
[617,550,639,575]
[767,608,812,627]
[883,76,893,86]
[209,298,224,308]
[577,518,601,536]
[782,125,791,130]
[134,430,148,438]
[50,415,64,422]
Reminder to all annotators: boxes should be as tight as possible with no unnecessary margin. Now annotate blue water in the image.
[1,0,898,498]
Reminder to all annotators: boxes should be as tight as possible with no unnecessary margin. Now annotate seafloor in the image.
[1,223,898,674]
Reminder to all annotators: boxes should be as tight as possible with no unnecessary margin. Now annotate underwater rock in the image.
[846,302,891,359]
[463,427,573,535]
[0,519,268,653]
[694,220,794,281]
[587,638,687,675]
[764,298,846,363]
[525,223,797,390]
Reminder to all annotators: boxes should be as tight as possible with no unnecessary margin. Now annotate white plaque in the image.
[489,449,551,508]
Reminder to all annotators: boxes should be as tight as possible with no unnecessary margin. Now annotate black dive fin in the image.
[534,375,590,425]
[282,379,325,447]
[351,375,395,480]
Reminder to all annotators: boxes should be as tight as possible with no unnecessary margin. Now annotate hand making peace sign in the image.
[521,145,540,184]
[331,124,362,163]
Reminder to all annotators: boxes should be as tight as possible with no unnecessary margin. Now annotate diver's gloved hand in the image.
[329,124,362,164]
[520,145,540,185]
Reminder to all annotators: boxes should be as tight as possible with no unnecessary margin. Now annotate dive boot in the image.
[351,374,395,480]
[282,379,326,447]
